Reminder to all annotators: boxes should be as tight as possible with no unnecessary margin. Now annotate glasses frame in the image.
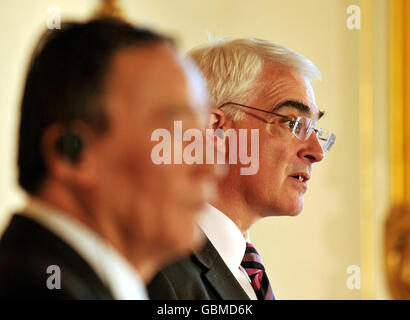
[218,101,336,153]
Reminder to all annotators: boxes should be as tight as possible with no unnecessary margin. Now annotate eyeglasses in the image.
[219,102,336,153]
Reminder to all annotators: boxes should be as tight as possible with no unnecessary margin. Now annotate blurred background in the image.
[0,0,408,299]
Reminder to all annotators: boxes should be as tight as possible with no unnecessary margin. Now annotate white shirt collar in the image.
[23,197,148,300]
[198,204,249,275]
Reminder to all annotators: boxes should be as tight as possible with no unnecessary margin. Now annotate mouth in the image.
[290,173,310,183]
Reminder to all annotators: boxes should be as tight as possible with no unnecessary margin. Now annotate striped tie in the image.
[240,242,275,300]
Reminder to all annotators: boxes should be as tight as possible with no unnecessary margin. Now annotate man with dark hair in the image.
[0,18,212,299]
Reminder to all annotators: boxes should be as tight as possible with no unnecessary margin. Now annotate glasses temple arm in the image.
[219,102,290,119]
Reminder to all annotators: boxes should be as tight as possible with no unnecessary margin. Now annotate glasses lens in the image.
[293,117,312,140]
[317,128,336,153]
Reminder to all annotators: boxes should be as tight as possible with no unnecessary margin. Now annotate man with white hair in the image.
[0,18,214,299]
[147,38,336,300]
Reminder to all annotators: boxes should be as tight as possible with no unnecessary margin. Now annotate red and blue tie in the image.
[240,242,275,300]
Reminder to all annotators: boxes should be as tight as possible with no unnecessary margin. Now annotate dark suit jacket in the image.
[147,237,250,300]
[0,214,114,299]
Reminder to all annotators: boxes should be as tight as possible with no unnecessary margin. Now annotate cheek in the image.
[92,134,160,212]
[258,138,290,178]
[115,165,187,243]
[135,164,200,250]
[247,138,295,205]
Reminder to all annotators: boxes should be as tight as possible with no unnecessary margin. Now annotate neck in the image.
[210,177,261,233]
[37,180,168,284]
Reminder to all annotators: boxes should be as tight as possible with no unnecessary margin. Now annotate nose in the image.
[297,132,324,163]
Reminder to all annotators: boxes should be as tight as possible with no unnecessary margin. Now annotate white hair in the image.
[178,54,210,128]
[188,37,321,120]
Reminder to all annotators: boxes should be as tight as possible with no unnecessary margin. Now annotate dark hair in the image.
[18,18,172,193]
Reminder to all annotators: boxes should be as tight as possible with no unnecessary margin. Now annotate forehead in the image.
[104,44,189,116]
[254,64,320,119]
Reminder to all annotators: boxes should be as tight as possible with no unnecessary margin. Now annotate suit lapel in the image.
[194,238,250,300]
[3,214,114,299]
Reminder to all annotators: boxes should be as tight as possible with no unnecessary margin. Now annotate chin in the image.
[287,202,304,216]
[168,225,205,257]
[286,209,303,217]
[285,196,305,215]
[265,200,304,217]
[270,210,302,217]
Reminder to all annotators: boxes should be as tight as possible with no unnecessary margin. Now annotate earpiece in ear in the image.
[55,128,84,163]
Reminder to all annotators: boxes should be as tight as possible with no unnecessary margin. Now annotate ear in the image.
[208,108,233,132]
[206,108,233,168]
[42,122,98,190]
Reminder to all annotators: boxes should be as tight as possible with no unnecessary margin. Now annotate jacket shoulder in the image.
[148,253,220,300]
[0,214,113,299]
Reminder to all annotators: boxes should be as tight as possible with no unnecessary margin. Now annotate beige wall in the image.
[0,0,101,231]
[372,0,390,300]
[0,0,391,299]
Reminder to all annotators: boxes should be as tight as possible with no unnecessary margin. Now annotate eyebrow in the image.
[272,100,325,120]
